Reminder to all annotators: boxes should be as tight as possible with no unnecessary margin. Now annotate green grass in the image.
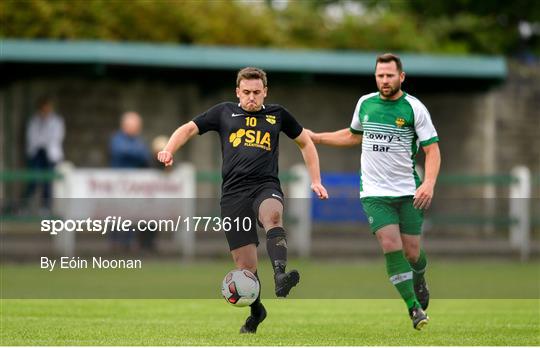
[1,260,539,345]
[1,299,539,345]
[2,259,539,298]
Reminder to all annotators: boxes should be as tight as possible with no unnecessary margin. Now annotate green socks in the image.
[385,250,420,310]
[410,249,427,286]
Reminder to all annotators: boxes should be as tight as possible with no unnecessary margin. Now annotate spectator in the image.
[109,111,152,252]
[24,96,65,214]
[109,111,151,168]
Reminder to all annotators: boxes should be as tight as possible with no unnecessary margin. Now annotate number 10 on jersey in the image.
[246,117,257,127]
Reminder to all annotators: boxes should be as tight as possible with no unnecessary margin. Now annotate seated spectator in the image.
[109,111,150,168]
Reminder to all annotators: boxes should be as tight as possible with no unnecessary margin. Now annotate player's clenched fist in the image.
[311,183,329,200]
[157,150,173,166]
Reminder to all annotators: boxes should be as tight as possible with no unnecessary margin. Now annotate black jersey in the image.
[193,102,303,195]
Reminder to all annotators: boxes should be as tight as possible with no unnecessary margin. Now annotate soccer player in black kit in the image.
[158,67,328,333]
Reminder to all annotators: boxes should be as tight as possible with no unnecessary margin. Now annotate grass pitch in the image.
[1,259,539,345]
[1,299,538,345]
[2,259,538,299]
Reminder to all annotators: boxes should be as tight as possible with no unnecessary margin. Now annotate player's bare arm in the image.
[294,129,329,200]
[157,121,199,166]
[414,142,441,209]
[306,128,362,147]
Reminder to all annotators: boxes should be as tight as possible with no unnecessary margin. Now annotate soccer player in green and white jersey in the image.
[307,53,441,330]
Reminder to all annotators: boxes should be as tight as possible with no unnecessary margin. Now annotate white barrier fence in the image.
[52,163,533,260]
[509,166,532,261]
[53,163,196,258]
[52,162,313,259]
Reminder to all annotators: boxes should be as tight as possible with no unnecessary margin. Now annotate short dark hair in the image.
[236,67,267,87]
[375,53,403,72]
[36,95,53,109]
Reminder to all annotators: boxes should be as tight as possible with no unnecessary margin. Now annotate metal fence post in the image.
[176,163,196,261]
[509,166,531,261]
[53,161,76,256]
[289,164,311,258]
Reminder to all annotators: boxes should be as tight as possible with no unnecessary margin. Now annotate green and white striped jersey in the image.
[349,92,438,198]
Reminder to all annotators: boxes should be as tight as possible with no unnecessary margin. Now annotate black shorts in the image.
[220,182,284,251]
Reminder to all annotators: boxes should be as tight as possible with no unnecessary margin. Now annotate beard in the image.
[379,84,401,98]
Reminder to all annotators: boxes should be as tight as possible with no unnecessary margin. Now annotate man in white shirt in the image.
[24,96,65,212]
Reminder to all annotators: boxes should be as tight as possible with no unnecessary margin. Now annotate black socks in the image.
[250,271,263,316]
[266,227,287,274]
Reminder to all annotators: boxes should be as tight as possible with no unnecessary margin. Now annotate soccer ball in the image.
[221,269,260,307]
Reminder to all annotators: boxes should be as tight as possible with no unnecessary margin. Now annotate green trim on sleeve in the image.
[349,127,363,135]
[420,136,439,147]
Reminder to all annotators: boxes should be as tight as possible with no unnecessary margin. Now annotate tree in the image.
[1,0,538,56]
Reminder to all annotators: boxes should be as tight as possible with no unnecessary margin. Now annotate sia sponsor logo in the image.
[229,129,271,151]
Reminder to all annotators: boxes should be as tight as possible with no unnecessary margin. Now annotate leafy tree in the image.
[1,0,538,56]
